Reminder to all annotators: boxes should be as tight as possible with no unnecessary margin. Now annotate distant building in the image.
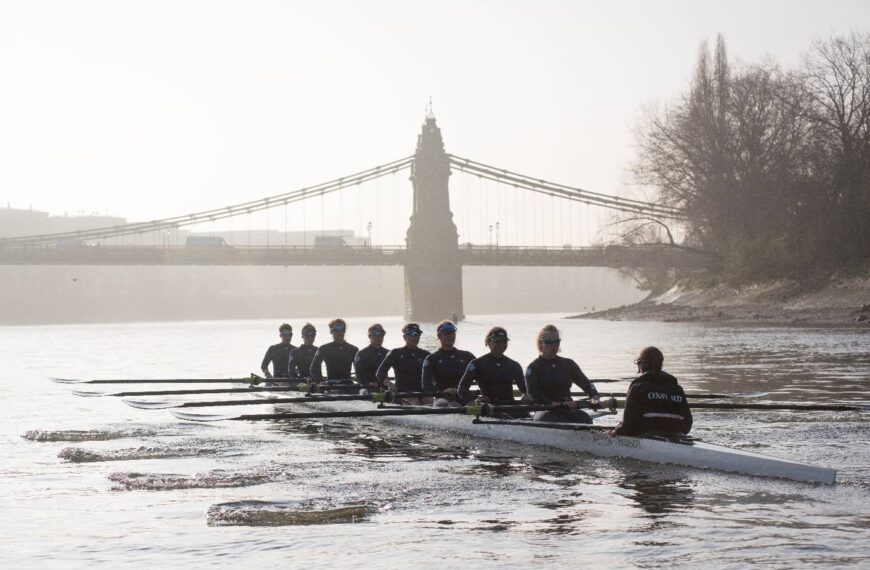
[0,206,126,239]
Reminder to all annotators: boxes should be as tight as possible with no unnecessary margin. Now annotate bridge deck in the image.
[0,245,707,269]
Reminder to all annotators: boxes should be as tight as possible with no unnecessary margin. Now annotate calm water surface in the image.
[2,315,869,569]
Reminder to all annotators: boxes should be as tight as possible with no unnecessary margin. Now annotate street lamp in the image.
[366,221,372,248]
[488,224,493,248]
[496,221,500,248]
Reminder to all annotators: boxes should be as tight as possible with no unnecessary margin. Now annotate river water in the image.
[2,315,868,568]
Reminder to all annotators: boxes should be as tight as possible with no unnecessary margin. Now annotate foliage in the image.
[632,33,870,283]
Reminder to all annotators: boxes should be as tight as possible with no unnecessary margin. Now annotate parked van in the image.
[185,236,230,247]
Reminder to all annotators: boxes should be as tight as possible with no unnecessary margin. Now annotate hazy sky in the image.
[1,1,867,243]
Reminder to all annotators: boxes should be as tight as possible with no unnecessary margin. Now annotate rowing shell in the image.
[240,384,837,484]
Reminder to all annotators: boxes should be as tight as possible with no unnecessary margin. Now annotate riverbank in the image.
[571,276,870,326]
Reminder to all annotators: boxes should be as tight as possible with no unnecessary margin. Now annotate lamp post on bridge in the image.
[496,221,500,249]
[488,224,493,249]
[367,221,372,248]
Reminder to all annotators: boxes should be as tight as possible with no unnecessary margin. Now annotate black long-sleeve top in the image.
[614,371,692,436]
[422,348,475,392]
[376,346,430,392]
[524,355,598,405]
[354,345,389,387]
[309,341,358,381]
[457,353,526,405]
[288,344,318,380]
[261,343,295,378]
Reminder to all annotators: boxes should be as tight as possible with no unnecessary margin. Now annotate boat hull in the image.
[271,395,836,485]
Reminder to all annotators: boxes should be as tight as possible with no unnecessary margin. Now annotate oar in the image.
[596,399,866,412]
[594,391,765,400]
[170,402,590,422]
[51,375,265,385]
[72,381,360,398]
[124,390,445,410]
[687,402,867,412]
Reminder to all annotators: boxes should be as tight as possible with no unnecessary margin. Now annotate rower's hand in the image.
[264,371,273,380]
[475,395,490,404]
[588,398,600,410]
[519,393,534,404]
[443,388,458,396]
[368,381,381,391]
[560,400,579,410]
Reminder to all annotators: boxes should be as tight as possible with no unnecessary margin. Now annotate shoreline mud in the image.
[570,276,870,326]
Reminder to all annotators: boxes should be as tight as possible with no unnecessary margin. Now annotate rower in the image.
[260,323,295,380]
[457,327,527,413]
[525,324,599,424]
[288,323,318,380]
[309,319,358,384]
[354,323,390,391]
[611,346,693,437]
[375,323,430,394]
[422,320,475,407]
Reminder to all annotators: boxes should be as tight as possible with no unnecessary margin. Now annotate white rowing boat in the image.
[244,385,837,485]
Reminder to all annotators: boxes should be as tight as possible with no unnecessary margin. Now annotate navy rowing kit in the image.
[422,348,475,392]
[355,345,389,388]
[309,341,359,381]
[613,371,693,436]
[525,356,598,403]
[525,355,599,423]
[457,353,526,405]
[261,343,295,378]
[288,344,318,380]
[376,346,431,392]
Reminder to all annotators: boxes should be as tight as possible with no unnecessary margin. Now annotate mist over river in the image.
[2,315,869,568]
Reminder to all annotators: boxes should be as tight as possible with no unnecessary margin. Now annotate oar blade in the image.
[50,377,87,384]
[71,389,111,397]
[122,399,176,410]
[170,410,238,422]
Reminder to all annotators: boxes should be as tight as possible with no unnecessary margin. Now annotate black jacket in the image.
[525,355,598,405]
[457,353,526,405]
[261,343,295,378]
[422,348,475,392]
[376,346,431,392]
[309,341,358,381]
[614,371,692,436]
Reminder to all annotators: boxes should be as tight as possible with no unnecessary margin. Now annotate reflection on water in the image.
[619,473,695,519]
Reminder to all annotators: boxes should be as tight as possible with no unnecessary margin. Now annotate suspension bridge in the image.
[0,111,703,320]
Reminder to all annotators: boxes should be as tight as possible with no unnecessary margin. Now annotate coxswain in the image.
[260,323,295,379]
[525,324,599,424]
[309,319,358,383]
[611,346,693,437]
[422,320,475,407]
[354,323,390,391]
[375,323,430,393]
[457,327,527,410]
[288,323,318,380]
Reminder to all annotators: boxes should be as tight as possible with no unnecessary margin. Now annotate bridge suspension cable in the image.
[2,156,414,246]
[447,154,686,220]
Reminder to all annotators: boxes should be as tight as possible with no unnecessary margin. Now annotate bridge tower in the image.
[404,109,464,322]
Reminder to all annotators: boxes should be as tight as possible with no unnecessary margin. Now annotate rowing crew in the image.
[261,320,693,438]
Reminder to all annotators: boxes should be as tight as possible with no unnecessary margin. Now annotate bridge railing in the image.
[0,242,706,268]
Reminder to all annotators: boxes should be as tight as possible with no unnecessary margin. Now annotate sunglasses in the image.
[370,331,385,336]
[279,332,292,337]
[404,331,421,337]
[330,327,346,333]
[542,339,561,346]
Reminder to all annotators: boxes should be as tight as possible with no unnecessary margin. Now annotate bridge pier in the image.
[404,112,464,322]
